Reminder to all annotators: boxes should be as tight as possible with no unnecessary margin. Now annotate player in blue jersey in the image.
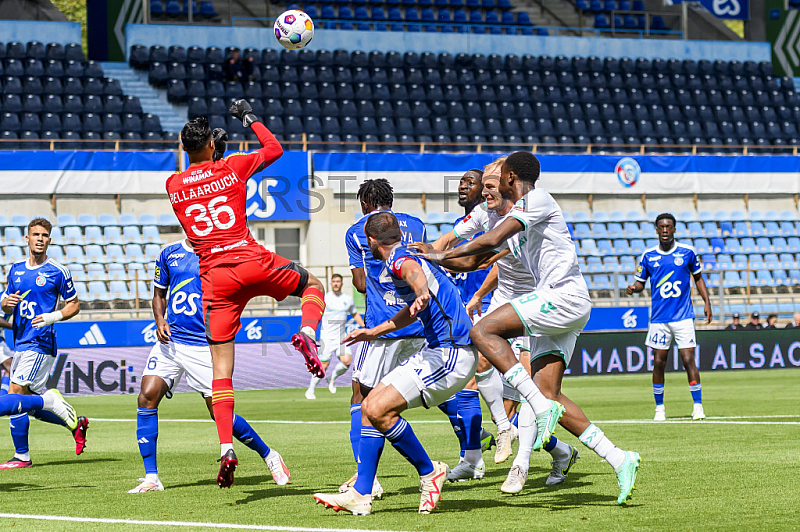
[627,213,712,421]
[0,316,13,395]
[314,212,478,515]
[0,218,87,468]
[129,238,290,492]
[339,179,427,498]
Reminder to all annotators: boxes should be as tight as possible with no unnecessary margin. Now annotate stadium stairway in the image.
[516,0,580,31]
[100,62,187,133]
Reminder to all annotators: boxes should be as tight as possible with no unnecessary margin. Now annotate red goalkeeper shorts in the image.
[201,251,308,343]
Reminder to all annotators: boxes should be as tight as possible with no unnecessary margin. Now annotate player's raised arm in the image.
[466,263,498,317]
[225,99,284,177]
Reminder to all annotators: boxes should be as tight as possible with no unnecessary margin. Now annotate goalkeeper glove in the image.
[212,128,228,161]
[229,99,258,128]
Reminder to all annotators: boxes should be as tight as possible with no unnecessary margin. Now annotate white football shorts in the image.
[10,350,55,394]
[508,288,591,367]
[142,341,213,397]
[352,337,426,389]
[317,335,347,362]
[0,342,13,364]
[382,344,478,409]
[645,318,696,350]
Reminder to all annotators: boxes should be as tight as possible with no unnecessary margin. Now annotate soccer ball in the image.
[274,10,314,50]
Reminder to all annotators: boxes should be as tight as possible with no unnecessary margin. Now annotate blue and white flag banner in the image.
[668,0,749,20]
[0,150,175,194]
[313,152,800,195]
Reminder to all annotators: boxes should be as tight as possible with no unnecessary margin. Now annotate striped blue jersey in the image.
[4,258,76,355]
[386,244,472,349]
[345,210,426,338]
[153,240,207,347]
[634,242,702,324]
[451,215,492,312]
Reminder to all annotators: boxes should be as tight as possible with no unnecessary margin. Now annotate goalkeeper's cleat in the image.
[73,416,89,455]
[500,465,528,494]
[292,332,325,378]
[546,445,579,486]
[128,478,164,493]
[338,473,383,499]
[265,450,290,486]
[494,428,515,464]
[314,487,372,515]
[480,428,496,453]
[692,403,706,420]
[0,457,32,469]
[654,405,666,421]
[615,451,641,505]
[43,389,78,431]
[217,449,238,488]
[446,459,485,482]
[418,461,448,514]
[533,401,565,451]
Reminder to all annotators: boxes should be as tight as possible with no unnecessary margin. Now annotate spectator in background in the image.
[224,48,254,84]
[764,314,778,329]
[786,312,800,329]
[724,313,743,331]
[744,312,761,330]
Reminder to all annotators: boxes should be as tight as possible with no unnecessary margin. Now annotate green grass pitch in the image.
[0,369,798,531]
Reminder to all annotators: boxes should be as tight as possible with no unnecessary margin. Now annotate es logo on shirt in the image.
[674,257,684,266]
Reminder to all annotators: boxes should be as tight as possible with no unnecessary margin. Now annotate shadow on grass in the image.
[38,457,121,467]
[0,482,97,492]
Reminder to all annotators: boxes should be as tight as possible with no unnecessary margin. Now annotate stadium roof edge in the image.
[0,20,82,46]
[125,23,770,64]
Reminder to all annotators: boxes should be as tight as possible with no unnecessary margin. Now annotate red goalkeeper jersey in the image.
[166,122,283,273]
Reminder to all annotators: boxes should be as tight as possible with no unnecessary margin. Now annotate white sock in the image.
[502,363,551,415]
[144,473,160,484]
[41,392,55,410]
[14,452,31,462]
[331,361,348,381]
[463,449,482,466]
[301,326,316,341]
[308,375,321,390]
[512,402,535,471]
[475,367,511,431]
[220,443,234,456]
[579,424,625,470]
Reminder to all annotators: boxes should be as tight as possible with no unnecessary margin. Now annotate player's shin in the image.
[349,403,362,463]
[502,363,552,415]
[32,409,68,428]
[578,424,626,470]
[437,395,466,457]
[331,361,349,381]
[232,413,270,458]
[512,403,535,471]
[353,427,384,496]
[456,390,483,465]
[0,376,9,395]
[300,287,326,339]
[382,417,434,476]
[0,393,44,416]
[475,367,511,431]
[136,408,159,478]
[10,413,30,461]
[211,379,235,455]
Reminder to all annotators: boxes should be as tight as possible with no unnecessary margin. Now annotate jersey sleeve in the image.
[5,270,15,297]
[508,192,551,230]
[634,253,649,283]
[388,252,419,279]
[689,248,702,275]
[346,228,364,269]
[224,152,266,181]
[153,248,170,289]
[453,214,482,240]
[58,267,78,301]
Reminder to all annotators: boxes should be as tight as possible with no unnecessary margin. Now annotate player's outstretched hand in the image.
[343,328,376,346]
[212,128,228,161]
[228,99,258,128]
[466,294,483,318]
[409,292,430,317]
[408,242,446,263]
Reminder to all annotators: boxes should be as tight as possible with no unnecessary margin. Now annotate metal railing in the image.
[1,138,796,156]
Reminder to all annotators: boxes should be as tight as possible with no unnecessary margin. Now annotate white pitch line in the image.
[87,415,800,425]
[0,513,415,532]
